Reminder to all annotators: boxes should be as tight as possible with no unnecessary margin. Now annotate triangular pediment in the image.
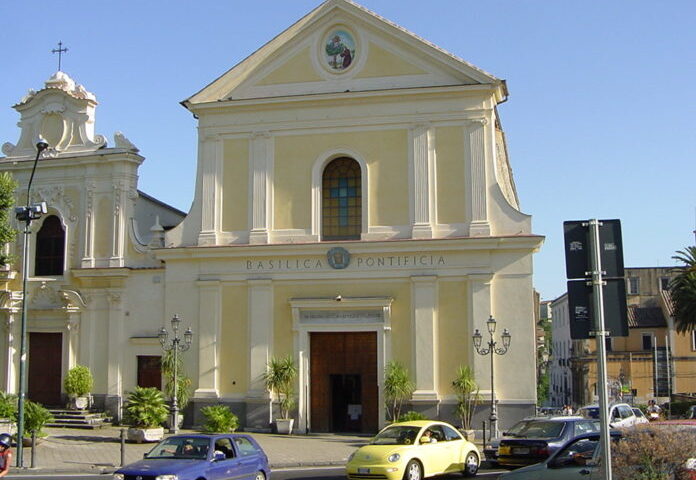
[184,0,503,107]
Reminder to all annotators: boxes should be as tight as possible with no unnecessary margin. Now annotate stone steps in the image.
[46,409,110,430]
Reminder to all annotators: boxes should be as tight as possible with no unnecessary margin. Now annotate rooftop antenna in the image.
[51,41,68,71]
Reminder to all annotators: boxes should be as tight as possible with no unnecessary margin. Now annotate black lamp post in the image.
[14,137,49,467]
[472,315,511,441]
[158,315,192,434]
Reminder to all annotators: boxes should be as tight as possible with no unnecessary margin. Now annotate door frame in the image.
[290,296,393,434]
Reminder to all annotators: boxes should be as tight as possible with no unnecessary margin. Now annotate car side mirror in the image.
[143,453,148,459]
[213,451,226,462]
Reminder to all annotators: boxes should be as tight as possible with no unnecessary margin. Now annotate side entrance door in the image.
[310,331,378,433]
[28,332,63,406]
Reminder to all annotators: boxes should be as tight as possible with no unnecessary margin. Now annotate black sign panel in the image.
[563,220,625,279]
[567,278,629,339]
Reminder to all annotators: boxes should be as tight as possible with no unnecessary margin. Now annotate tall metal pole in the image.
[15,139,49,468]
[171,335,179,434]
[588,219,612,480]
[159,315,192,435]
[15,219,31,468]
[489,338,497,440]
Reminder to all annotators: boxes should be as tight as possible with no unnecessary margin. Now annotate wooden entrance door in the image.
[28,332,63,406]
[310,332,378,433]
[137,356,162,389]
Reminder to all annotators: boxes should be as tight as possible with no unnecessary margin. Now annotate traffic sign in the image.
[563,220,625,279]
[567,278,629,339]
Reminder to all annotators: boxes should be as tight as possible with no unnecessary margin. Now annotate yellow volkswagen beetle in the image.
[346,420,481,480]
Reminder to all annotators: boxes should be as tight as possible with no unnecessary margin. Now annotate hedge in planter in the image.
[124,387,169,428]
[201,405,239,433]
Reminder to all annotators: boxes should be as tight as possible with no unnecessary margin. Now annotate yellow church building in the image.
[1,0,543,433]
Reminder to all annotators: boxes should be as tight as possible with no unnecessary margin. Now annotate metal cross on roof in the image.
[51,41,68,71]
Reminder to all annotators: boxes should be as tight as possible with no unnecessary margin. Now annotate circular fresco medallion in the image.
[324,29,356,72]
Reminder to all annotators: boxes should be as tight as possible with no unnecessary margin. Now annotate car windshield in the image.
[514,421,565,439]
[145,437,210,460]
[632,408,645,418]
[580,407,600,419]
[370,426,421,445]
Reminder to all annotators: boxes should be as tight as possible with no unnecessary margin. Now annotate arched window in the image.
[322,157,362,240]
[35,215,65,276]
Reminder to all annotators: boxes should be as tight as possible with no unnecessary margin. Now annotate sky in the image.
[1,0,694,301]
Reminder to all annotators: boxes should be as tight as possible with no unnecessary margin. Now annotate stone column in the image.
[249,132,273,244]
[411,275,439,409]
[194,280,221,398]
[109,182,127,267]
[465,119,490,236]
[198,137,223,246]
[246,279,273,430]
[410,125,437,239]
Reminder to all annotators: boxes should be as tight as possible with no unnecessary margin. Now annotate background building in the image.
[1,0,542,433]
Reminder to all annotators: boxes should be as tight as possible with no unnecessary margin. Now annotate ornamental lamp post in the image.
[472,315,511,441]
[15,137,49,467]
[159,315,192,434]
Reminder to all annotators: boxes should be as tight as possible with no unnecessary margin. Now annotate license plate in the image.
[498,446,510,455]
[358,468,370,474]
[513,447,530,455]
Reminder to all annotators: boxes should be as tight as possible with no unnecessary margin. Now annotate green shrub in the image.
[64,365,94,397]
[201,405,239,433]
[398,411,428,422]
[124,387,168,428]
[0,391,17,419]
[22,401,54,437]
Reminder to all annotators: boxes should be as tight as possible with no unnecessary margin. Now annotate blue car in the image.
[113,433,271,480]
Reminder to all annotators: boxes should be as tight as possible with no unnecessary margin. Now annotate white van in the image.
[577,403,638,428]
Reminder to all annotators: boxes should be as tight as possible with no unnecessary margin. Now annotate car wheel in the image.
[403,459,423,480]
[253,471,266,480]
[462,451,479,477]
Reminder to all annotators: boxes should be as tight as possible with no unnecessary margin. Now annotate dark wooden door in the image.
[137,356,162,389]
[310,332,378,433]
[28,332,63,406]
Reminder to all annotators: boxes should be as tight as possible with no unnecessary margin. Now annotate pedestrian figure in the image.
[0,433,13,478]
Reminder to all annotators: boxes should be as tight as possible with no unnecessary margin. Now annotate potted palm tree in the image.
[64,365,93,410]
[262,355,297,434]
[21,400,54,446]
[161,350,191,428]
[124,387,168,443]
[452,365,480,441]
[384,361,415,422]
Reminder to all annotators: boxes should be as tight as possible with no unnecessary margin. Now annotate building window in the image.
[35,215,65,276]
[605,337,613,352]
[642,334,653,351]
[322,157,361,240]
[660,277,670,291]
[137,355,162,389]
[627,277,640,295]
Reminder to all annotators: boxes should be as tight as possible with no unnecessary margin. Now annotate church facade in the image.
[1,0,543,433]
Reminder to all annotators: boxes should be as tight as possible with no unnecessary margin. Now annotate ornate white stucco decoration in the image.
[30,282,63,309]
[2,71,106,158]
[114,131,139,152]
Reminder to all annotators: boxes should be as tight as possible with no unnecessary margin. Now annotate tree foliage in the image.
[0,172,17,266]
[161,350,192,410]
[670,246,696,333]
[262,355,297,419]
[452,365,480,430]
[384,361,415,422]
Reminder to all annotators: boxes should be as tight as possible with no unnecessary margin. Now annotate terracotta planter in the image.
[275,418,294,435]
[127,426,164,443]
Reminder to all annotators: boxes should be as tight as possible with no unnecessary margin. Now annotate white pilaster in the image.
[106,291,123,397]
[1,310,17,393]
[249,132,273,244]
[468,274,494,396]
[109,182,126,267]
[465,119,490,236]
[247,279,273,399]
[195,280,222,398]
[198,137,223,246]
[411,275,439,402]
[81,183,95,268]
[410,125,437,239]
[65,312,80,370]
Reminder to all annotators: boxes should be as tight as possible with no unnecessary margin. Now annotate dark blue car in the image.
[113,433,271,480]
[497,416,600,468]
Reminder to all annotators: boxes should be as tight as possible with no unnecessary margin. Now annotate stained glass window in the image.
[322,157,361,240]
[35,215,65,276]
